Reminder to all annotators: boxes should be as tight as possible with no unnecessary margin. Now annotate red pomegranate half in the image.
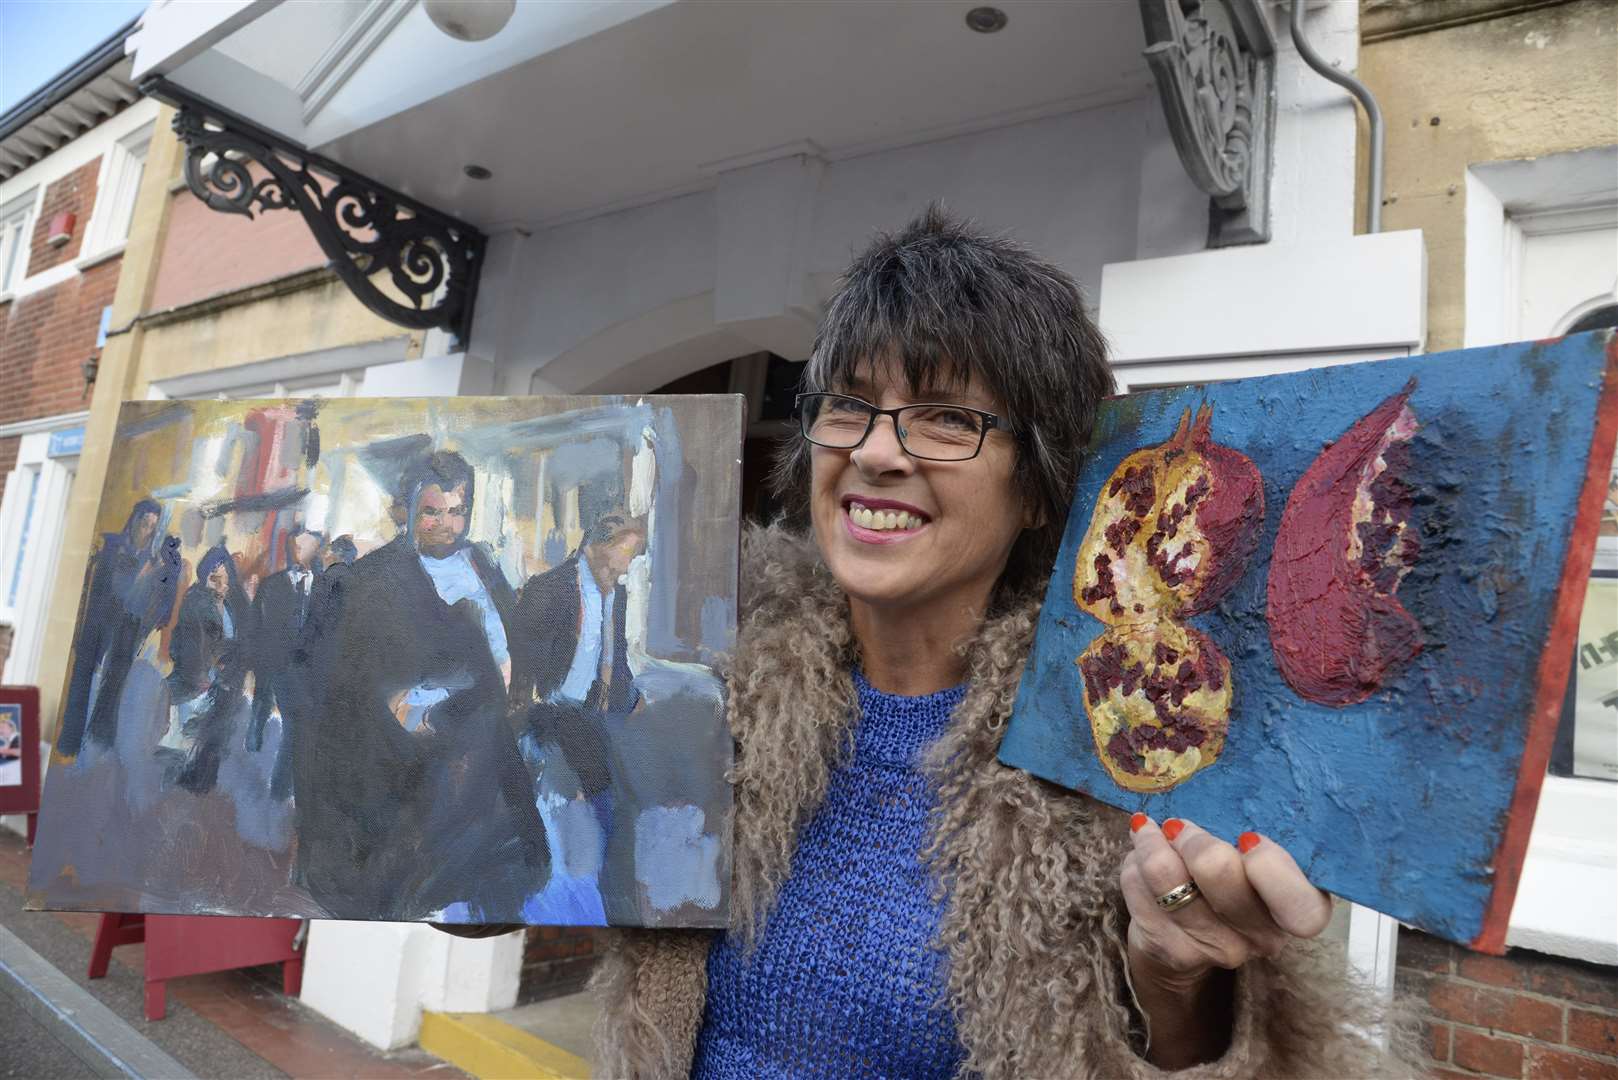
[1267,380,1423,706]
[1074,405,1265,624]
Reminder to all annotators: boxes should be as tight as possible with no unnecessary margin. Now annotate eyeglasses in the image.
[794,392,1011,462]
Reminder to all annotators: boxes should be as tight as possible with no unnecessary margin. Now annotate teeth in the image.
[848,503,925,531]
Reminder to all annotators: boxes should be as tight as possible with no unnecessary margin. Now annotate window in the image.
[205,371,362,401]
[83,123,152,258]
[0,191,35,294]
[1467,149,1618,963]
[4,467,39,611]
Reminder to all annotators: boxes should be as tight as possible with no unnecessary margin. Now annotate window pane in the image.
[7,468,41,608]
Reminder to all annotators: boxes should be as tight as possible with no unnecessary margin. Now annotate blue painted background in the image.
[1000,332,1614,946]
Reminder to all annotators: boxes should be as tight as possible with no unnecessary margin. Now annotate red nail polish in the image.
[1162,819,1185,841]
[1238,831,1261,854]
[1130,812,1148,833]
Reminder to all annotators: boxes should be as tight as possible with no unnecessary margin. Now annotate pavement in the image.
[0,827,467,1080]
[498,994,596,1061]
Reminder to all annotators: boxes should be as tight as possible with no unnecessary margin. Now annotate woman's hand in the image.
[1120,814,1333,1069]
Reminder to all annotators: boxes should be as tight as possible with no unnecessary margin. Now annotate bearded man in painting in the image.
[296,450,548,921]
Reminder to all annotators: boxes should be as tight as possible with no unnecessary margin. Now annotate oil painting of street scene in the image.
[27,395,741,928]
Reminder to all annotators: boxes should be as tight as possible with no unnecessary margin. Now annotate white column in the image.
[300,921,526,1049]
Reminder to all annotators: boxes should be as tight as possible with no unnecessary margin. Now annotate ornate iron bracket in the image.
[1139,0,1276,246]
[148,79,485,345]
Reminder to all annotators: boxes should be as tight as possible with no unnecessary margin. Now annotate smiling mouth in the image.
[844,498,930,533]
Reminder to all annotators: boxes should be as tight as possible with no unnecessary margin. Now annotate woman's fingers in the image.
[1126,816,1256,972]
[1161,820,1290,957]
[1238,831,1334,939]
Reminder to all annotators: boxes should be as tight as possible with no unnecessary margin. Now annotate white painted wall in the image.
[300,921,526,1050]
[474,95,1167,395]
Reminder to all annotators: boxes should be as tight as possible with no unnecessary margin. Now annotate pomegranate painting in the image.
[1267,381,1423,706]
[1079,622,1231,793]
[1072,405,1262,791]
[1074,406,1265,624]
[1001,332,1618,954]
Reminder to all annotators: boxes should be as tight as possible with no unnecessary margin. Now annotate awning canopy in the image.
[131,0,1158,231]
[129,0,1275,345]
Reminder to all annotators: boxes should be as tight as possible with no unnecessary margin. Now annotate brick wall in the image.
[1396,927,1618,1078]
[25,159,100,275]
[149,171,326,312]
[0,251,121,502]
[520,926,600,1002]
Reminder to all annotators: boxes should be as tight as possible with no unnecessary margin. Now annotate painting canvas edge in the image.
[1472,331,1618,953]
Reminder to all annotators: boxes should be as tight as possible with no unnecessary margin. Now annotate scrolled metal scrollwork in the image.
[1139,0,1276,246]
[170,106,483,340]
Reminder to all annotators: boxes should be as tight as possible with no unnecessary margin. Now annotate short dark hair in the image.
[282,526,323,562]
[772,205,1115,600]
[196,544,235,585]
[328,535,358,563]
[402,450,475,518]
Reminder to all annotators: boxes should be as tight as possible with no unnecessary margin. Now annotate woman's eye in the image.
[915,407,977,430]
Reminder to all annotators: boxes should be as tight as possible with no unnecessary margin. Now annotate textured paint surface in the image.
[28,395,740,928]
[1267,382,1423,706]
[1001,332,1618,948]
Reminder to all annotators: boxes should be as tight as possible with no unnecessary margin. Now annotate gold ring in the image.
[1155,881,1200,913]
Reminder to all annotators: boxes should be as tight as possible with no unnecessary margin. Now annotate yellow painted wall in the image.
[1358,0,1618,351]
[37,110,422,738]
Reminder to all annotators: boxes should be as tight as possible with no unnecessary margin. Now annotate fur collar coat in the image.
[590,526,1414,1078]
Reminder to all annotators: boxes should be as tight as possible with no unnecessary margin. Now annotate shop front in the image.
[80,0,1430,1048]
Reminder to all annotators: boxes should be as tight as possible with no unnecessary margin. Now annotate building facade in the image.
[30,0,1609,1058]
[0,22,156,706]
[1358,2,1618,1075]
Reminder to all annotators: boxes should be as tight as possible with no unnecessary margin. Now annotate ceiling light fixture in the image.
[424,0,515,43]
[965,7,1008,33]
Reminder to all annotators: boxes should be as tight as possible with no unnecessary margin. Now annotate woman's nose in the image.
[851,413,913,477]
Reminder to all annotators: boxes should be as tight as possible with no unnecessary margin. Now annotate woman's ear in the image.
[1022,497,1047,531]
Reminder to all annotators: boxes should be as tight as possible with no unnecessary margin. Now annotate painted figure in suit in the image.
[509,509,647,924]
[296,450,548,921]
[59,500,181,758]
[170,545,252,795]
[246,527,322,799]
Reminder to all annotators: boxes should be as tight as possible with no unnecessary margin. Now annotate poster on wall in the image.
[1001,331,1617,953]
[0,703,21,787]
[0,686,39,813]
[27,396,742,928]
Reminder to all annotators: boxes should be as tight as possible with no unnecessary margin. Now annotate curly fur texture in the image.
[591,525,1420,1079]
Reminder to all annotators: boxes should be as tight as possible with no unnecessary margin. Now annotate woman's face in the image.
[810,356,1030,622]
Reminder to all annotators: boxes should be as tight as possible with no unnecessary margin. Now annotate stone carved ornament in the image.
[1139,0,1277,246]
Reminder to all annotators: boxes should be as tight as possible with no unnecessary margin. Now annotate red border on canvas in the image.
[0,685,42,817]
[1473,331,1618,954]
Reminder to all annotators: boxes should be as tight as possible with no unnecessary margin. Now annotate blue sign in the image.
[47,426,84,458]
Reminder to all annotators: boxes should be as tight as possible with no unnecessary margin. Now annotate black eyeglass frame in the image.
[793,392,1014,462]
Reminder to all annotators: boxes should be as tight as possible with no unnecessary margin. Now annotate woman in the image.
[467,208,1412,1077]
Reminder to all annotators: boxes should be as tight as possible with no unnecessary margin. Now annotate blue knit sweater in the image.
[691,671,969,1079]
